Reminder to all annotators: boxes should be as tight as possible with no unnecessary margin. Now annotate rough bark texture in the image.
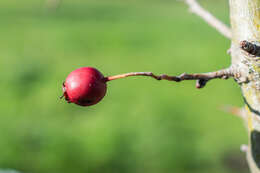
[230,0,260,172]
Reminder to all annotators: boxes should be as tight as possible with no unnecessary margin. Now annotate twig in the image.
[184,0,232,39]
[105,67,236,89]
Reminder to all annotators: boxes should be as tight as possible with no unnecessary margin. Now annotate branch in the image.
[105,67,236,89]
[184,0,232,39]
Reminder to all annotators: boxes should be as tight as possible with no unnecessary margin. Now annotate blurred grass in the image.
[0,0,249,173]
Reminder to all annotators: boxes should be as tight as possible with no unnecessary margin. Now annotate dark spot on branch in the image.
[251,130,260,168]
[240,40,260,57]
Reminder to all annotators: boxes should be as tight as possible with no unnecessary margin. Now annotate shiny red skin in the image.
[63,67,107,106]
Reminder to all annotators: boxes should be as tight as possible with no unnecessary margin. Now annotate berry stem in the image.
[104,67,237,89]
[105,72,179,81]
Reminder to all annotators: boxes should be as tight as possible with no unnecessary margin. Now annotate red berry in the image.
[62,67,107,106]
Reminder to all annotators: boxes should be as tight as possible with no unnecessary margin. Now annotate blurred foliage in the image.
[0,0,249,173]
[0,170,22,173]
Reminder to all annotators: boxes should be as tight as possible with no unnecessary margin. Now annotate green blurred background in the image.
[0,0,249,173]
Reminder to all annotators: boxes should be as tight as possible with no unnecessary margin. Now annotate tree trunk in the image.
[230,0,260,172]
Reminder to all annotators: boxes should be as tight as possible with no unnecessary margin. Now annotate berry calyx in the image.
[62,67,107,106]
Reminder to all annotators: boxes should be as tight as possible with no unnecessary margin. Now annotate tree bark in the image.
[230,0,260,172]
